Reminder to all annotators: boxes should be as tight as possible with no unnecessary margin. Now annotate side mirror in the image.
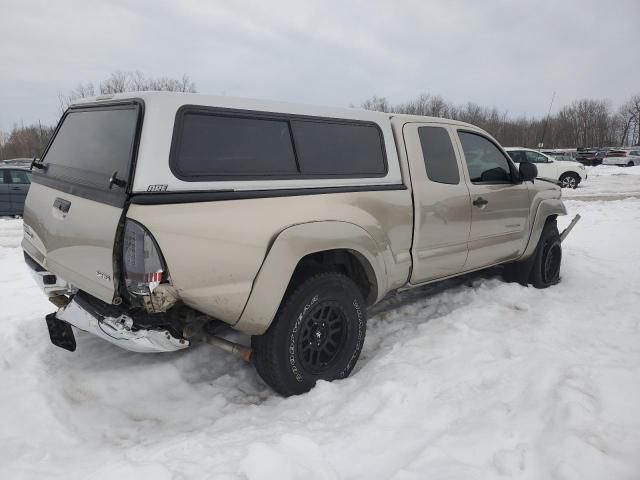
[519,161,537,182]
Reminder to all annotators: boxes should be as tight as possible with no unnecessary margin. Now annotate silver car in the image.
[0,166,32,216]
[601,150,640,167]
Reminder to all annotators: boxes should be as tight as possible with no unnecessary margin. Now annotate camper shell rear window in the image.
[32,100,143,206]
[170,107,388,181]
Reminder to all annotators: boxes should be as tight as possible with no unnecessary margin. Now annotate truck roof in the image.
[71,91,389,124]
[71,91,478,129]
[388,113,477,129]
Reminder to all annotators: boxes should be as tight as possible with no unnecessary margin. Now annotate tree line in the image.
[2,71,639,161]
[360,93,640,149]
[0,71,196,161]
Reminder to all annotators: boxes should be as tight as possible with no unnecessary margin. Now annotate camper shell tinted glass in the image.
[170,107,387,181]
[33,101,142,205]
[175,113,298,177]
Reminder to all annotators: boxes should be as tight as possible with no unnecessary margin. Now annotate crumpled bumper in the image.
[56,296,189,353]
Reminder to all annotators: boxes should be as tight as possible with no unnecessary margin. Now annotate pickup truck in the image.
[22,92,573,396]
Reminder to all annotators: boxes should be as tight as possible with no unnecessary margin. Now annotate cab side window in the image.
[458,131,512,183]
[525,151,548,164]
[418,126,460,184]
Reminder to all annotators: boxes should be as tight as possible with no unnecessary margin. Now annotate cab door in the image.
[455,130,530,270]
[403,122,471,284]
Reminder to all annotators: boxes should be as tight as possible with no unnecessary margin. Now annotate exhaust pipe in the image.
[183,324,253,363]
[49,295,70,308]
[203,335,253,363]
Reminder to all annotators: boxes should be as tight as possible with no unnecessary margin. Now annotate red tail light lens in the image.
[122,219,166,295]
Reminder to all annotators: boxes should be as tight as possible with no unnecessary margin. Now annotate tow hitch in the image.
[560,214,581,242]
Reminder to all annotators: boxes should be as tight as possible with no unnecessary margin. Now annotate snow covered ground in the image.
[563,165,640,200]
[1,168,640,479]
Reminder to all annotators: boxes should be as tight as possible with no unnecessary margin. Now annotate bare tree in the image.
[0,123,55,160]
[359,93,630,149]
[58,71,197,113]
[618,95,640,146]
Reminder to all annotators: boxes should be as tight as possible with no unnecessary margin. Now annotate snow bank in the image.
[1,198,639,479]
[585,164,640,177]
[564,165,640,199]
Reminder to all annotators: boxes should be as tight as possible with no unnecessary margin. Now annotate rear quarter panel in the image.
[126,189,413,330]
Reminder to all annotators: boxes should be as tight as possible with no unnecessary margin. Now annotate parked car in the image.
[1,157,35,168]
[601,149,640,166]
[0,165,32,216]
[23,92,572,396]
[575,149,601,166]
[504,147,587,188]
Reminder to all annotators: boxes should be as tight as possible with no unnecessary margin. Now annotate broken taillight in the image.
[122,219,166,295]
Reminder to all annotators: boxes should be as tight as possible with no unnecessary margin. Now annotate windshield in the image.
[41,104,139,192]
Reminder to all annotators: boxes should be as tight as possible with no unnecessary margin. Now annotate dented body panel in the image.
[126,188,413,332]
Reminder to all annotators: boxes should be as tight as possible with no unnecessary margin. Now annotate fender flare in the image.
[520,198,567,260]
[233,221,387,335]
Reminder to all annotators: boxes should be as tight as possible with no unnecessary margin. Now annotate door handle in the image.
[473,197,489,208]
[53,197,71,213]
[10,186,22,191]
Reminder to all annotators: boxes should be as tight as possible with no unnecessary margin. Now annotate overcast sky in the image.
[1,0,639,131]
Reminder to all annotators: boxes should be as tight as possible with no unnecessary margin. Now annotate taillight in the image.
[122,219,166,295]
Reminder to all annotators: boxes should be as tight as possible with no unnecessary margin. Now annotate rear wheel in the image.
[252,272,367,396]
[559,172,579,189]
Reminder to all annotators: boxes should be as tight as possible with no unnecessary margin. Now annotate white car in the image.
[504,147,587,188]
[601,149,640,167]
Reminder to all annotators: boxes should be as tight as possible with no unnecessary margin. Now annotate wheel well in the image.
[560,171,580,179]
[288,249,377,305]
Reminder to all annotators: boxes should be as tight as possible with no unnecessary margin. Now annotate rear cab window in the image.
[35,102,142,205]
[170,108,387,181]
[417,126,460,184]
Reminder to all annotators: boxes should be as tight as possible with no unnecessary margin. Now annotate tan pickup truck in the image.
[22,92,576,396]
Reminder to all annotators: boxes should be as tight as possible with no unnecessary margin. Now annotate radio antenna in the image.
[539,91,556,149]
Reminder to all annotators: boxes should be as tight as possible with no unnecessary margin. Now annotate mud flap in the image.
[45,313,76,352]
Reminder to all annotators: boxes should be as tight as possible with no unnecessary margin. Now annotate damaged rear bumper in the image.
[53,295,189,353]
[24,252,189,353]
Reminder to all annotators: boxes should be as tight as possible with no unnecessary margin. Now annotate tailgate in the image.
[22,101,142,303]
[22,182,124,302]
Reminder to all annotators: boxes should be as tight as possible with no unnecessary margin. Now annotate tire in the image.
[252,272,367,396]
[627,161,634,167]
[559,172,579,189]
[528,220,562,289]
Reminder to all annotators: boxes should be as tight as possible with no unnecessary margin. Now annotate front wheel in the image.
[502,219,562,288]
[627,161,634,167]
[252,272,367,396]
[559,172,579,189]
[528,220,562,288]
